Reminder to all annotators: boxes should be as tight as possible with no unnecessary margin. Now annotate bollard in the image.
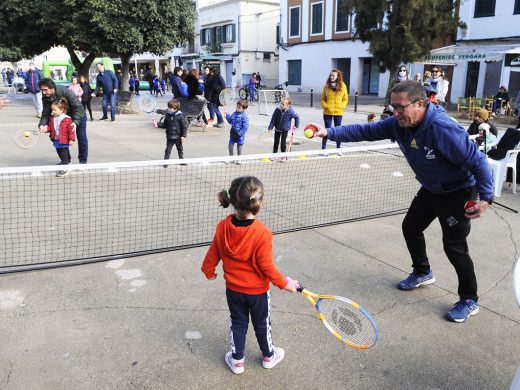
[354,91,358,113]
[310,89,314,107]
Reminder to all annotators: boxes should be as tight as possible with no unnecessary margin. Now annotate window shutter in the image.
[232,24,236,42]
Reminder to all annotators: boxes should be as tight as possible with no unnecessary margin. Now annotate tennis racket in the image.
[219,88,235,113]
[14,129,40,149]
[138,94,157,115]
[287,126,296,152]
[296,283,379,349]
[513,257,520,307]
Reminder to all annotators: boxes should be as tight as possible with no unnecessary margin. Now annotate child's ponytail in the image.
[218,189,232,208]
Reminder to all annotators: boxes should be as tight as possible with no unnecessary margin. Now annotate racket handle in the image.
[286,276,303,292]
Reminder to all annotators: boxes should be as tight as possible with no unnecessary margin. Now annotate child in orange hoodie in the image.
[202,176,299,375]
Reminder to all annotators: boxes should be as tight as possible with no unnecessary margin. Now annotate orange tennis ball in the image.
[304,124,318,139]
[464,200,476,210]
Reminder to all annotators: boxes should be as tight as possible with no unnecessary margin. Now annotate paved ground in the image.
[0,91,519,390]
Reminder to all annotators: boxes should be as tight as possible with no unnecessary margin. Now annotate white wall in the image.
[279,0,388,96]
[459,0,519,40]
[198,0,280,86]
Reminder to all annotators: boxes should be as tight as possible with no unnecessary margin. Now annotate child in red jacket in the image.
[42,98,75,176]
[202,176,299,375]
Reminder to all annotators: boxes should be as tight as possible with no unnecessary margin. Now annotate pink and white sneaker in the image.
[262,347,285,369]
[225,351,245,374]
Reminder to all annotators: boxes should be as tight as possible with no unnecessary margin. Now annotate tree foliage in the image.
[342,0,464,73]
[0,0,195,88]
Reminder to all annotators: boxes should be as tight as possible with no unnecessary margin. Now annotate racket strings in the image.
[138,95,156,114]
[219,88,235,106]
[317,298,377,347]
[15,131,38,148]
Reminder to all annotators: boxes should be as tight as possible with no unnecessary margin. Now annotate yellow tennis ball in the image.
[304,128,314,138]
[297,155,307,160]
[23,131,30,138]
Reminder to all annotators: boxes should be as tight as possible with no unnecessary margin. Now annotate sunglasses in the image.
[432,70,440,73]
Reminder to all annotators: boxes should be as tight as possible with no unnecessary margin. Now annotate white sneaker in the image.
[224,351,244,374]
[262,347,285,369]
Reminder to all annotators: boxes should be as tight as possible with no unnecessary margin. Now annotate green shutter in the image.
[232,24,236,43]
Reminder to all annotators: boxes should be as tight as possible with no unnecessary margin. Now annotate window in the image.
[311,2,324,35]
[474,0,495,17]
[289,6,300,38]
[214,26,222,43]
[515,0,520,14]
[201,28,213,45]
[335,0,349,32]
[288,60,302,85]
[224,24,235,43]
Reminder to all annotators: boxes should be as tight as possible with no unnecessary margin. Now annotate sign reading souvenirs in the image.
[423,53,490,62]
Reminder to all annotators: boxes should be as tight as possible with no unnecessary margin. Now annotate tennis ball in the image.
[304,124,318,139]
[464,200,476,210]
[23,131,30,138]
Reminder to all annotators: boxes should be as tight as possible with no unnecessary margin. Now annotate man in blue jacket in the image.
[312,80,494,323]
[92,63,118,121]
[24,62,43,118]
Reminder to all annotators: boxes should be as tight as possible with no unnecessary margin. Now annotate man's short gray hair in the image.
[391,80,427,102]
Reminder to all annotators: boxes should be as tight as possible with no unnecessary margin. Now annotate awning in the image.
[423,42,520,63]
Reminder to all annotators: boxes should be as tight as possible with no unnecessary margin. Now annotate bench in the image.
[155,97,207,131]
[116,91,135,114]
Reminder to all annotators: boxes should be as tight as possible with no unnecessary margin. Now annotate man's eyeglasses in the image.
[392,99,422,113]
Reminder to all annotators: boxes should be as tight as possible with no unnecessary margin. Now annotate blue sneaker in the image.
[398,269,436,291]
[447,299,479,323]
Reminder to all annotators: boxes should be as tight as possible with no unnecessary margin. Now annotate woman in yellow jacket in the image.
[320,69,348,149]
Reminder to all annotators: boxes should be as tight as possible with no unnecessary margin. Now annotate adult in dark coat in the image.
[467,108,498,137]
[38,78,89,163]
[206,67,226,127]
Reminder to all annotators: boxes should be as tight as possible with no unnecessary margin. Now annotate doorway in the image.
[332,58,351,93]
[362,58,380,95]
[465,62,480,97]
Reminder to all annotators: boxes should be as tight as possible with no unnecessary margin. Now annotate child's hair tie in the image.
[250,192,263,201]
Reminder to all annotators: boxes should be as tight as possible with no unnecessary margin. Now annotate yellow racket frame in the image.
[299,288,377,349]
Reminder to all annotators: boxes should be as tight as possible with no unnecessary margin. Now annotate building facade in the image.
[279,0,386,97]
[197,0,281,87]
[414,0,520,104]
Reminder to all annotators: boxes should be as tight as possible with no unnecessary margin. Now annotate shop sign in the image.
[424,53,491,62]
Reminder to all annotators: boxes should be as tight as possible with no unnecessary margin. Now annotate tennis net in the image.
[0,144,418,272]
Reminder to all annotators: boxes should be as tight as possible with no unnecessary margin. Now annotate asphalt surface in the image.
[0,91,519,390]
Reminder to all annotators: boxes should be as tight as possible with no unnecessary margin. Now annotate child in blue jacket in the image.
[153,76,162,97]
[226,99,249,163]
[268,97,300,154]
